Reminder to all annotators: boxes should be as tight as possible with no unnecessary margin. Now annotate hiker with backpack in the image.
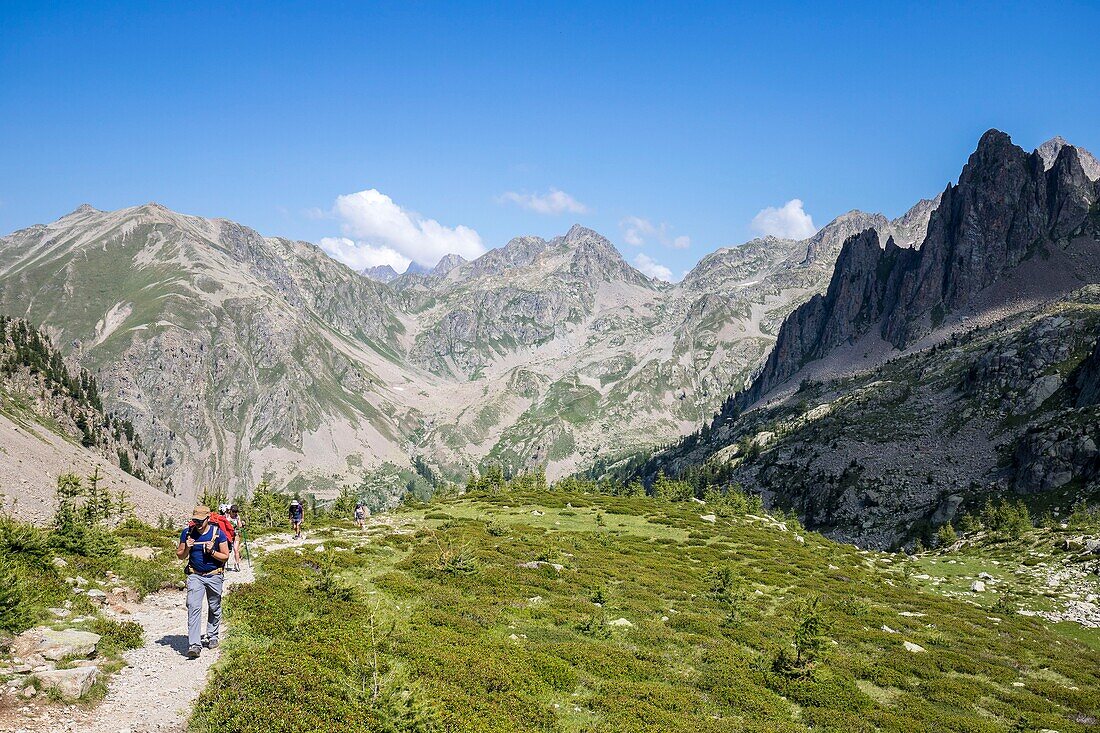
[354,502,368,530]
[211,504,239,571]
[289,499,304,539]
[227,504,244,570]
[176,505,230,659]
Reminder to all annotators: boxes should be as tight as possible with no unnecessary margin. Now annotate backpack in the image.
[191,514,235,543]
[209,513,236,543]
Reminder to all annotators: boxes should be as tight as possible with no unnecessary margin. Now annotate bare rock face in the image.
[743,229,917,402]
[743,130,1100,405]
[1013,427,1098,494]
[1038,135,1100,181]
[1074,336,1100,408]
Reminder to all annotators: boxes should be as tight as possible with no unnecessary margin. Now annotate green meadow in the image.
[192,489,1100,732]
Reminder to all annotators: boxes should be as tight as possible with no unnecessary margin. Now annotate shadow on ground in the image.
[156,634,190,655]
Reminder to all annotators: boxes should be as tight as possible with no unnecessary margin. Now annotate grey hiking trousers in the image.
[186,571,224,647]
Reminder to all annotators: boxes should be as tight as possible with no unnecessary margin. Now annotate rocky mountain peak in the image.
[799,210,889,264]
[1038,135,1100,181]
[362,264,400,283]
[553,224,620,257]
[560,224,608,246]
[462,235,551,277]
[553,225,651,286]
[430,253,467,277]
[741,129,1100,405]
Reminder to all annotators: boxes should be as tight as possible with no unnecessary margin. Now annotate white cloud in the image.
[495,188,589,215]
[750,198,818,240]
[318,237,411,272]
[633,253,674,282]
[620,216,690,249]
[327,188,485,268]
[621,216,657,246]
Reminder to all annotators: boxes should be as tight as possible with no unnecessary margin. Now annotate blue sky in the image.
[2,1,1098,279]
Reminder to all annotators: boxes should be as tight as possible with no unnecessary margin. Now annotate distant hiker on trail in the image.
[176,505,230,659]
[289,499,304,539]
[227,504,244,570]
[354,502,368,530]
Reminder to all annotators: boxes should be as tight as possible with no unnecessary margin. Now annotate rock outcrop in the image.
[33,666,98,699]
[14,628,101,661]
[742,130,1100,405]
[1074,336,1100,408]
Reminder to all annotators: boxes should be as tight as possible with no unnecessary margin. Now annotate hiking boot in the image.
[201,633,209,646]
[187,645,201,659]
[207,638,220,649]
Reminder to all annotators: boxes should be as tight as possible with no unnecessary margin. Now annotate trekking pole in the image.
[242,526,252,570]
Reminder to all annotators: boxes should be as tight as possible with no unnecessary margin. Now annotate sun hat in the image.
[192,505,211,521]
[291,500,300,506]
[218,503,230,513]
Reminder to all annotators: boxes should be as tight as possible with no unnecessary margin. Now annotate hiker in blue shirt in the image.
[176,505,230,659]
[289,499,305,539]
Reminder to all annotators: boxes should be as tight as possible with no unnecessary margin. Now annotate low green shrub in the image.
[0,555,34,633]
[90,617,144,650]
[433,544,478,576]
[190,489,1100,732]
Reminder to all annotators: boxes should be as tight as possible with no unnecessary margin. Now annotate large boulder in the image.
[15,628,101,661]
[122,546,160,561]
[34,666,98,699]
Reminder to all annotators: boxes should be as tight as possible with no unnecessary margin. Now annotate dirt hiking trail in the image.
[2,523,407,733]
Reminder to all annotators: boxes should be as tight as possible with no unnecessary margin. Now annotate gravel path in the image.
[1,525,408,733]
[2,563,254,733]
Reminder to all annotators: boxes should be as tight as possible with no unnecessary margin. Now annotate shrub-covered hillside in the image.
[642,287,1100,550]
[0,315,164,487]
[194,486,1100,733]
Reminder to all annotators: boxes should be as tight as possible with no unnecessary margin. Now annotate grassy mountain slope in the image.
[193,488,1099,733]
[0,203,418,499]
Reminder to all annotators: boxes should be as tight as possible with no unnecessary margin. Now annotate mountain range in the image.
[0,203,933,505]
[0,131,1096,523]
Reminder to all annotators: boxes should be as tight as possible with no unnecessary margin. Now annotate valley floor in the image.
[7,493,1098,733]
[198,491,1100,732]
